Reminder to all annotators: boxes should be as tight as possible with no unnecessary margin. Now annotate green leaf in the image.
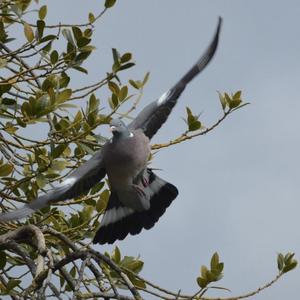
[233,90,242,100]
[51,160,67,171]
[80,45,96,52]
[119,86,128,102]
[112,62,120,72]
[36,174,47,188]
[120,52,132,63]
[284,252,295,265]
[72,65,88,74]
[57,89,72,103]
[201,265,209,279]
[277,253,284,271]
[105,0,117,8]
[0,251,6,269]
[66,42,76,58]
[24,22,34,42]
[41,41,52,52]
[76,51,91,62]
[186,107,201,131]
[96,198,106,213]
[0,84,11,96]
[16,117,26,127]
[6,279,21,291]
[59,270,65,288]
[119,62,135,71]
[229,99,242,109]
[218,91,226,110]
[142,72,150,86]
[42,77,55,91]
[125,259,144,273]
[39,34,57,43]
[2,98,16,105]
[84,28,93,38]
[111,93,118,108]
[283,261,298,273]
[88,12,95,23]
[0,58,7,68]
[210,252,219,270]
[112,48,120,65]
[188,121,201,132]
[34,94,49,116]
[197,277,207,288]
[72,26,82,42]
[39,5,47,20]
[52,144,68,159]
[128,275,146,289]
[217,262,224,273]
[108,81,120,95]
[100,189,110,204]
[4,124,18,134]
[70,266,76,277]
[77,142,94,155]
[59,72,70,88]
[88,94,98,113]
[129,80,139,89]
[112,246,121,264]
[0,20,8,43]
[50,50,59,64]
[91,181,104,195]
[224,93,231,105]
[0,163,13,176]
[73,110,83,124]
[36,20,45,40]
[58,103,78,109]
[40,42,52,53]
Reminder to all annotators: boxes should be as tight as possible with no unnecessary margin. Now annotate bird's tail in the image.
[93,169,178,244]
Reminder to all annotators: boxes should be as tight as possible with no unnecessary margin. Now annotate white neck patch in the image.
[129,132,134,138]
[157,90,170,105]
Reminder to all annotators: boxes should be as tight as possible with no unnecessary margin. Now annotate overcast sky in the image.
[21,1,300,299]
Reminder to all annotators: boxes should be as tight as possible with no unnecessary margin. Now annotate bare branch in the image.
[0,225,47,278]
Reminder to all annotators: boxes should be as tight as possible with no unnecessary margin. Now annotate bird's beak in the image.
[110,125,116,132]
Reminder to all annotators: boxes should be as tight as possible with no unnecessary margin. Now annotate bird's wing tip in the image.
[0,205,35,222]
[216,17,223,34]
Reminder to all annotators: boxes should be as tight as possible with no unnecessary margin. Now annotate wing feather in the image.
[129,17,222,139]
[0,150,106,221]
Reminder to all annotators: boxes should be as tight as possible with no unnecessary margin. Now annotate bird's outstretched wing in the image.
[128,17,222,140]
[0,150,106,221]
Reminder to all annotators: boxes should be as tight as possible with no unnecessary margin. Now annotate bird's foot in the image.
[141,176,149,187]
[132,184,146,197]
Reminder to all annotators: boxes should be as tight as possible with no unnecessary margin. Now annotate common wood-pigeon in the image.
[0,18,222,244]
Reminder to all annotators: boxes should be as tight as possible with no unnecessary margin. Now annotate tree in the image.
[0,1,297,299]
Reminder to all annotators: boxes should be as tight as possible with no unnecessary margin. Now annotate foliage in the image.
[0,1,296,299]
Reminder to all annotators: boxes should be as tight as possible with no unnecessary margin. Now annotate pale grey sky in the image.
[19,1,300,299]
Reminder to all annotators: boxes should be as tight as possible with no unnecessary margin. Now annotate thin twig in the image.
[12,8,108,29]
[152,104,249,150]
[72,255,91,300]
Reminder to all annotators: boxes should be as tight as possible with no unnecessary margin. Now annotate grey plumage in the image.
[0,150,106,221]
[0,18,222,244]
[102,126,151,211]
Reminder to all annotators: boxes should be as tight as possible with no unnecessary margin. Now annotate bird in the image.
[0,18,222,244]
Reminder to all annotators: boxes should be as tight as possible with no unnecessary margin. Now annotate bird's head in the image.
[109,118,132,139]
